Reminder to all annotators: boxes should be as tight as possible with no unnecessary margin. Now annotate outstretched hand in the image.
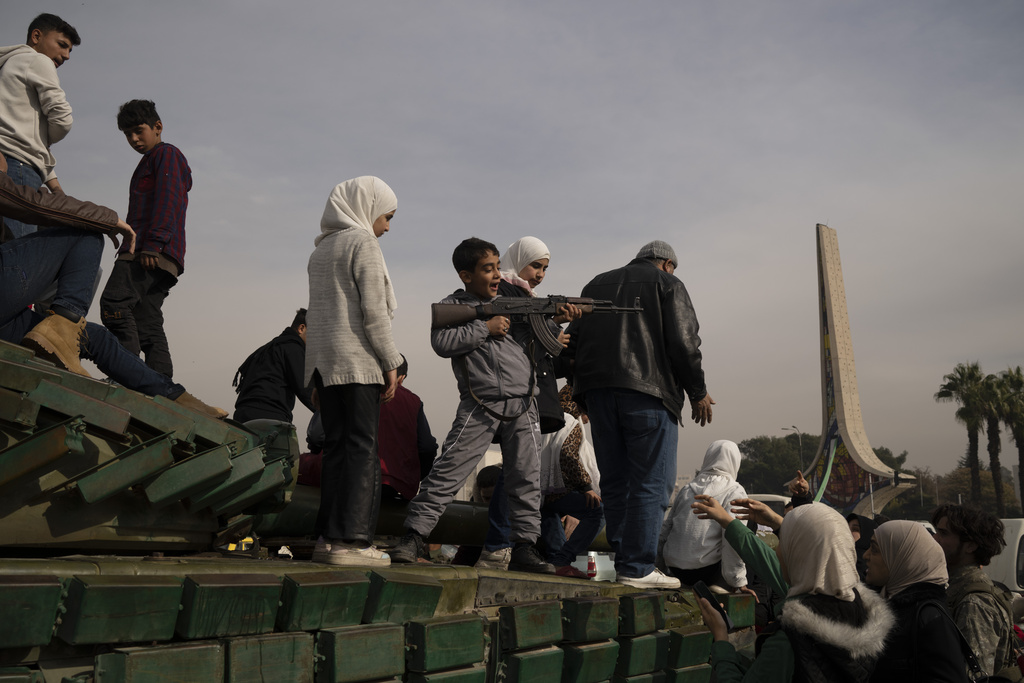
[690,494,734,529]
[730,497,784,532]
[788,470,810,497]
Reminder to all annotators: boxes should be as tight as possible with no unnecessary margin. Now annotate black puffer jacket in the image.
[871,582,970,683]
[567,258,706,419]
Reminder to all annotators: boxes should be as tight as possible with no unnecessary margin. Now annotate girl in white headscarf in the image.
[661,440,749,589]
[306,176,404,568]
[866,521,969,682]
[692,499,895,683]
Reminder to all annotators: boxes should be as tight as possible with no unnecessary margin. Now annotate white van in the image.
[983,518,1024,593]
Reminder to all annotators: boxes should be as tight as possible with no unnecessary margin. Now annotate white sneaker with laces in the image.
[474,547,512,570]
[313,537,390,567]
[616,568,681,590]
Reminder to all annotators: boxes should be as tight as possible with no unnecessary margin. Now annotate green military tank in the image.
[0,338,735,683]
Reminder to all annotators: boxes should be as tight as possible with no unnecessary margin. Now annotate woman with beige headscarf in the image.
[866,520,969,682]
[306,176,404,568]
[691,499,894,682]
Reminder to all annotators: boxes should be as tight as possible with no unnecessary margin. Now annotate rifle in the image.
[431,295,643,357]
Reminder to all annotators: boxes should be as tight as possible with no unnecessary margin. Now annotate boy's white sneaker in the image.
[474,547,512,570]
[313,537,390,567]
[616,568,681,590]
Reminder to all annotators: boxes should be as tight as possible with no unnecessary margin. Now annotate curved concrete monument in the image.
[807,224,914,515]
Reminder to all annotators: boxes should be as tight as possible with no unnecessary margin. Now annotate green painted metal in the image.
[362,569,443,624]
[100,387,196,443]
[615,631,669,677]
[665,628,712,669]
[618,593,665,636]
[142,445,233,508]
[315,622,406,683]
[407,664,487,683]
[498,600,563,651]
[0,417,85,488]
[76,435,175,504]
[0,387,39,428]
[663,595,703,629]
[27,380,130,435]
[151,395,248,451]
[561,595,619,642]
[561,639,620,683]
[495,645,564,683]
[405,614,486,673]
[208,457,287,517]
[276,570,369,631]
[94,641,225,683]
[0,358,57,393]
[720,593,755,629]
[175,573,282,639]
[662,664,712,683]
[186,446,265,511]
[0,574,62,648]
[612,672,667,683]
[0,668,44,683]
[56,575,183,645]
[223,632,314,683]
[0,339,35,362]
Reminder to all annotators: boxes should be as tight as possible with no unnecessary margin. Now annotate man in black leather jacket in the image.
[566,240,714,589]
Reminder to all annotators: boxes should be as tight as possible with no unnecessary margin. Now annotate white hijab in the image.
[500,236,550,294]
[316,176,399,316]
[779,503,860,601]
[874,520,948,599]
[687,440,742,501]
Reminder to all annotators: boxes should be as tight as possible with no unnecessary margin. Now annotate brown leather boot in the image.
[173,391,229,420]
[21,311,91,377]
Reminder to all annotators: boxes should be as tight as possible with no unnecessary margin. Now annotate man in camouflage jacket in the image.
[932,503,1022,681]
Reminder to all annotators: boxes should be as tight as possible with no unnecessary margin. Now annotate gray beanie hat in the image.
[636,240,678,268]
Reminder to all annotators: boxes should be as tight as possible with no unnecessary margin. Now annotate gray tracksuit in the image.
[403,289,542,541]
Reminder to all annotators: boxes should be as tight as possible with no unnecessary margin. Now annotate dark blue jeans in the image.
[3,156,43,239]
[585,388,677,578]
[0,226,101,326]
[540,491,605,566]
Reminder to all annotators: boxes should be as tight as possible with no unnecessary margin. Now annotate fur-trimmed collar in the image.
[781,585,895,660]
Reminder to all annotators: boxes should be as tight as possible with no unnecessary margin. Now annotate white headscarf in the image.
[874,520,948,598]
[779,503,860,601]
[316,176,398,316]
[500,236,550,294]
[687,440,742,501]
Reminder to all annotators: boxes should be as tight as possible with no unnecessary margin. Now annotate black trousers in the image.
[100,259,177,378]
[314,376,383,544]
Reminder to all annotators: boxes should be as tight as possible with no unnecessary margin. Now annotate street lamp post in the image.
[782,425,803,473]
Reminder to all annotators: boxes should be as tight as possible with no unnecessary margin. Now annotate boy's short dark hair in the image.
[931,503,1006,566]
[28,13,81,46]
[117,99,161,131]
[452,237,498,274]
[396,354,409,378]
[475,464,501,490]
[291,308,307,330]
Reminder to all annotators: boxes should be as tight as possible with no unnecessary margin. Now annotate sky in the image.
[4,1,1023,486]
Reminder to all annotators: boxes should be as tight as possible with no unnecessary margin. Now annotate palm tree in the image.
[935,362,985,504]
[979,373,1008,517]
[1001,366,1024,510]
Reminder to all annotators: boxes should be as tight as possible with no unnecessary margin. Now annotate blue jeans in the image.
[4,156,44,239]
[585,388,677,578]
[483,472,511,551]
[541,491,605,566]
[0,226,101,325]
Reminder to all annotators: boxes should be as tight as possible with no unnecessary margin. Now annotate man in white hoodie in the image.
[0,13,79,239]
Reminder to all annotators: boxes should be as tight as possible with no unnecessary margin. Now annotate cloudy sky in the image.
[6,1,1022,483]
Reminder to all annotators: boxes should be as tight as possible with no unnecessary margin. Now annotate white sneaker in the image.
[313,537,390,567]
[475,547,512,570]
[616,568,681,590]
